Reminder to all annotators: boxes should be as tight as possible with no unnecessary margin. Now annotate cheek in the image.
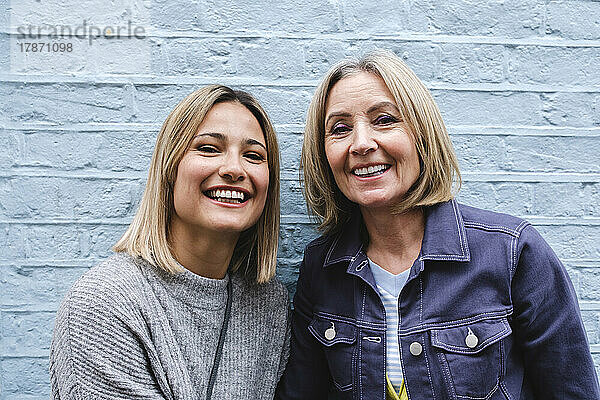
[401,144,421,187]
[173,169,193,214]
[254,166,270,199]
[175,158,207,188]
[172,159,207,208]
[389,136,419,168]
[324,142,345,174]
[407,145,421,175]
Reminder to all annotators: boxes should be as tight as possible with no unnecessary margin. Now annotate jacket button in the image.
[465,328,478,348]
[409,341,422,356]
[324,323,336,340]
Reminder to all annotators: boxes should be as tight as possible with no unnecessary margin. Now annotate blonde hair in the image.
[302,50,461,234]
[114,85,280,284]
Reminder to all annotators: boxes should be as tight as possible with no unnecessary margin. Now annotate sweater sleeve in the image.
[276,302,292,381]
[49,270,170,400]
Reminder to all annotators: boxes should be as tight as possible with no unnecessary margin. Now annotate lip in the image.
[203,185,252,208]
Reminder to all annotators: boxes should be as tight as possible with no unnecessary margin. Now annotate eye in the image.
[374,114,398,125]
[196,144,219,154]
[329,122,351,136]
[244,152,266,163]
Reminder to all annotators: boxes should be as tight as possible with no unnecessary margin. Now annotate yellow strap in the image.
[386,374,408,400]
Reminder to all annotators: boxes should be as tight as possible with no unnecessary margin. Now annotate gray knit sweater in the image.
[49,253,290,400]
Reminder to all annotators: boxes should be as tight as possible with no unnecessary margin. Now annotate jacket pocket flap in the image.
[308,315,356,347]
[431,318,511,354]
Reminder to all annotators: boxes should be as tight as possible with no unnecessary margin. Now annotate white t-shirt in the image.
[368,258,410,393]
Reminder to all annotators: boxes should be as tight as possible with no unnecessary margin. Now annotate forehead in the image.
[198,101,265,143]
[325,72,395,113]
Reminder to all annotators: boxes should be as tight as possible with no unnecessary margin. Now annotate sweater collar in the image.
[139,256,233,310]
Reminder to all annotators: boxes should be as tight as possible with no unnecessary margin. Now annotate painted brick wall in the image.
[1,0,599,398]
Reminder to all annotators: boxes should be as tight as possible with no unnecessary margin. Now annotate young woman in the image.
[50,85,290,400]
[276,51,599,399]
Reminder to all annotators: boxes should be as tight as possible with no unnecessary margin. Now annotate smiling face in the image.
[324,72,421,212]
[172,101,269,236]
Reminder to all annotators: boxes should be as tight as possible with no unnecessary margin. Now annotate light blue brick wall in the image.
[1,0,599,398]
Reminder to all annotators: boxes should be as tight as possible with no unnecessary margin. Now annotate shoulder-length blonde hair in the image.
[114,85,280,284]
[302,50,461,234]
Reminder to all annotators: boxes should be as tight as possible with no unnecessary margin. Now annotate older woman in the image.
[276,51,599,399]
[50,85,289,400]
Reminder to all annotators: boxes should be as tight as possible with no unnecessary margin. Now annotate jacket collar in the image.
[420,199,470,262]
[323,199,470,269]
[323,210,364,268]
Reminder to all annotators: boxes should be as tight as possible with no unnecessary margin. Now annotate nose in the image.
[349,123,377,156]
[219,154,246,182]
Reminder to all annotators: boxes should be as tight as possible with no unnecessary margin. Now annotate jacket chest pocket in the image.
[431,318,511,400]
[309,315,357,392]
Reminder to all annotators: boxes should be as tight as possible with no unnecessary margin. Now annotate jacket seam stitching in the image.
[420,254,469,261]
[307,325,355,346]
[431,322,510,353]
[398,311,512,335]
[463,221,521,237]
[314,311,386,330]
[452,199,469,258]
[352,295,358,396]
[422,331,437,400]
[306,234,330,249]
[510,221,530,276]
[438,352,456,399]
[456,380,499,400]
[419,277,423,325]
[500,337,506,381]
[324,232,341,264]
[359,286,366,400]
[399,335,410,400]
[419,275,437,399]
[332,379,352,391]
[499,381,512,400]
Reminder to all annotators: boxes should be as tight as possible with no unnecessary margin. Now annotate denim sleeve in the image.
[275,254,331,399]
[511,224,600,399]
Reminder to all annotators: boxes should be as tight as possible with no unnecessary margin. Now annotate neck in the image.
[361,205,425,275]
[169,216,240,279]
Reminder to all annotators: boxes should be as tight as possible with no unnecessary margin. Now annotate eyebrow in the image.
[245,138,267,150]
[194,132,267,151]
[325,112,351,127]
[367,101,400,114]
[325,101,400,126]
[195,132,225,141]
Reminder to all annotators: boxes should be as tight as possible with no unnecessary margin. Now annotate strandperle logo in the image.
[16,20,147,45]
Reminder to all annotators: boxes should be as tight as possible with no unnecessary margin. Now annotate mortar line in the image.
[1,73,600,93]
[3,122,600,137]
[5,29,600,47]
[1,169,599,182]
[1,215,599,225]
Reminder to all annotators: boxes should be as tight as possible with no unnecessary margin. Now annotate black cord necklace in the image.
[206,276,233,400]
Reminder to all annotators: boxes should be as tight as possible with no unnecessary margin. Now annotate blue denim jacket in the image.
[276,200,599,399]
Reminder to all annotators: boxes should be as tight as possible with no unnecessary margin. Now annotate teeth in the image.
[207,189,246,202]
[353,165,388,176]
[215,198,240,204]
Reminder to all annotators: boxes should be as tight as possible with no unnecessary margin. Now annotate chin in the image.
[192,213,254,234]
[354,195,395,209]
[213,222,255,233]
